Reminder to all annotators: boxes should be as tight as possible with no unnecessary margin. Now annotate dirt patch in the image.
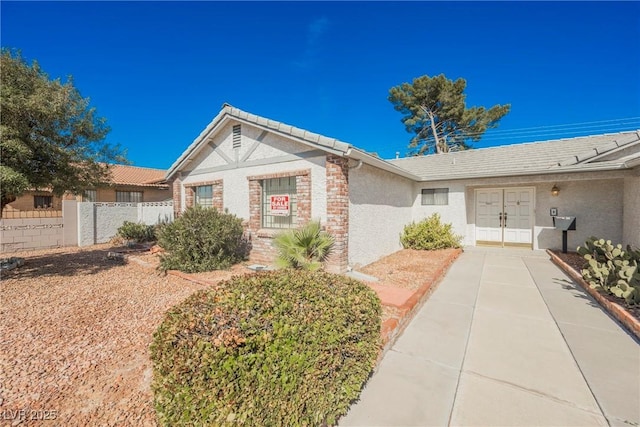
[552,250,640,323]
[360,248,460,291]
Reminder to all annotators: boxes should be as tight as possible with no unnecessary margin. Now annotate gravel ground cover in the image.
[0,245,460,426]
[359,248,460,291]
[0,244,209,426]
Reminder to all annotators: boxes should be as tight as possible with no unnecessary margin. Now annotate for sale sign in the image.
[270,194,290,216]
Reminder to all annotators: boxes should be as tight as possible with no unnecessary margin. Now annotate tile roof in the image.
[166,104,418,180]
[389,131,640,181]
[108,164,168,188]
[166,104,639,183]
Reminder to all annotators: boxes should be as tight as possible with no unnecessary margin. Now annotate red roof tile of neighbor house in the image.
[108,164,168,188]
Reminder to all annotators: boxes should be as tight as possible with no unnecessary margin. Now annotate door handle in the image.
[504,212,508,227]
[499,212,503,227]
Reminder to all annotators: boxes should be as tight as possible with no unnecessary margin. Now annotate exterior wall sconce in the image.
[551,184,560,196]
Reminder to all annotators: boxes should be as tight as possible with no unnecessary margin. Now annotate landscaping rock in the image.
[0,257,25,273]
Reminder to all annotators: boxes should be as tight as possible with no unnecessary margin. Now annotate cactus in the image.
[578,237,640,305]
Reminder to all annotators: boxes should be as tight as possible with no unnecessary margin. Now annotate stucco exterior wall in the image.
[77,202,173,246]
[532,179,623,251]
[416,171,628,251]
[412,182,471,245]
[93,186,171,202]
[5,192,63,211]
[77,202,96,247]
[623,174,640,249]
[179,123,328,223]
[349,163,414,268]
[138,202,174,225]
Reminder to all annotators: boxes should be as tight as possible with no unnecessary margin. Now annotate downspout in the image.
[348,159,363,170]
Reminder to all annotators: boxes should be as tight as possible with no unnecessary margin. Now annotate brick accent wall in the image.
[184,180,224,211]
[171,177,182,217]
[246,169,311,265]
[325,154,349,273]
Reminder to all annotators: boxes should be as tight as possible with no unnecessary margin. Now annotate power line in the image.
[421,117,640,143]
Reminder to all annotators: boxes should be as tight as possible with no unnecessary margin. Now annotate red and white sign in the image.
[270,194,290,216]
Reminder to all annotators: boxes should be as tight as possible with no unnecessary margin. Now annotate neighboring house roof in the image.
[108,164,169,188]
[390,130,640,181]
[166,104,421,181]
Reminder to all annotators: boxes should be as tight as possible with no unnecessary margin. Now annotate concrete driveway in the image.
[340,247,640,427]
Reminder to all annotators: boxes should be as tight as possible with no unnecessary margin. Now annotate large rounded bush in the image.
[150,270,381,426]
[157,206,249,272]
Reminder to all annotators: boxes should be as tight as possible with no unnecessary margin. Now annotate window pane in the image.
[434,188,448,205]
[195,186,213,208]
[116,191,143,202]
[261,177,297,229]
[34,196,53,208]
[421,188,448,205]
[84,190,97,202]
[421,189,435,205]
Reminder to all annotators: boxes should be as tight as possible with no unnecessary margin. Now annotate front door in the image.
[476,188,534,247]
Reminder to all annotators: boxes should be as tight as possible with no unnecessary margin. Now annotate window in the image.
[34,195,53,209]
[261,177,297,229]
[116,191,143,203]
[421,188,449,205]
[83,190,97,202]
[195,185,213,208]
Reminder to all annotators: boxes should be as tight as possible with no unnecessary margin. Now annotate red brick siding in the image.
[246,169,311,265]
[325,154,349,273]
[172,177,182,217]
[184,180,223,211]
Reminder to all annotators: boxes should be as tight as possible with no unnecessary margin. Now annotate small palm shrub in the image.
[117,221,156,243]
[273,221,334,270]
[157,206,249,272]
[150,269,381,426]
[400,213,462,250]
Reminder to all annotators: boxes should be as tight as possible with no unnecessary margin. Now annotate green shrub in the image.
[273,221,334,271]
[400,213,462,250]
[150,269,381,426]
[157,206,249,272]
[117,221,156,243]
[577,237,640,304]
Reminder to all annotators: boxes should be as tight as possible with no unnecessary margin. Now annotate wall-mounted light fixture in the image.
[551,184,560,197]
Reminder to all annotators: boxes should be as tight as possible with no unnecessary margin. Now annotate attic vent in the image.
[232,125,241,149]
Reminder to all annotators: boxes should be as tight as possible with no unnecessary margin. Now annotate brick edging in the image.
[166,270,221,287]
[380,248,463,353]
[547,249,640,341]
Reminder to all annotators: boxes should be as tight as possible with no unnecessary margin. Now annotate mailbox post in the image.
[552,216,577,253]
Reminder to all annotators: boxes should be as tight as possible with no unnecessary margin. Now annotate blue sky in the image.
[2,1,639,169]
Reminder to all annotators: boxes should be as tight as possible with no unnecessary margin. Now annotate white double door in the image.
[476,188,534,247]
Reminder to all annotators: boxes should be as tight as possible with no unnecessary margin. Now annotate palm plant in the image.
[273,221,335,271]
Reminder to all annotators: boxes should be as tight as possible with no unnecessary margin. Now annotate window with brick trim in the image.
[116,191,143,203]
[421,188,448,205]
[34,195,53,209]
[261,177,297,229]
[195,185,213,208]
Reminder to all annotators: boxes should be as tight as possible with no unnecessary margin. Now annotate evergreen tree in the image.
[389,74,511,155]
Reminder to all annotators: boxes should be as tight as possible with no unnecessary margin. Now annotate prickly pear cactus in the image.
[578,237,640,305]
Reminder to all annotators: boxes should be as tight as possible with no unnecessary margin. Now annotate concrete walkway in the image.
[340,247,640,427]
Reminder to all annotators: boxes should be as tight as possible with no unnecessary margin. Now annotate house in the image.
[2,164,171,219]
[166,104,640,273]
